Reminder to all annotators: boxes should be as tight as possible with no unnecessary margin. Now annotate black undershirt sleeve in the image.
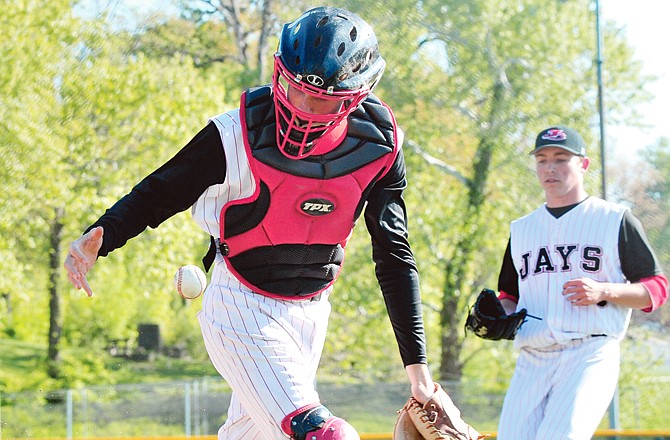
[618,210,663,282]
[497,239,519,299]
[88,122,226,256]
[364,149,426,366]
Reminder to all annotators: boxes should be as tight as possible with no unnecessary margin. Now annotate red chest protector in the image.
[219,86,399,299]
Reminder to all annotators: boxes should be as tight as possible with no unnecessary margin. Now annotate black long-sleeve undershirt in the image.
[87,121,426,366]
[88,123,226,256]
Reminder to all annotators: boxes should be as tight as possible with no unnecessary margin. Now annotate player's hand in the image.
[562,277,609,306]
[64,226,103,297]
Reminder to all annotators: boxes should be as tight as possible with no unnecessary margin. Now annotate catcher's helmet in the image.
[273,7,386,158]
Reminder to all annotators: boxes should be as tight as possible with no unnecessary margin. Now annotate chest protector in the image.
[219,86,398,299]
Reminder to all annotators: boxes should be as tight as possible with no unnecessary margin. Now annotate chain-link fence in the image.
[1,378,669,438]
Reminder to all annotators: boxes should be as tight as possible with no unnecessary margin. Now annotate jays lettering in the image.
[518,244,603,279]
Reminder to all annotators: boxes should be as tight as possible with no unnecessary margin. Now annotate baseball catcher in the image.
[464,288,527,340]
[393,383,485,440]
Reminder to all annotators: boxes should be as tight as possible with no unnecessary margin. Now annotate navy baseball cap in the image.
[531,125,586,156]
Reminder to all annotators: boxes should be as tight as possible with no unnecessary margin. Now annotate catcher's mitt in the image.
[464,288,527,341]
[393,383,485,440]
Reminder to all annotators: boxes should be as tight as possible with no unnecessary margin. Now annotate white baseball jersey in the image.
[509,197,631,348]
[499,197,632,440]
[192,110,333,440]
[191,110,254,239]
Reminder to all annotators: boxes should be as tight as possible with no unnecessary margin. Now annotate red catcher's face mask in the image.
[272,55,369,159]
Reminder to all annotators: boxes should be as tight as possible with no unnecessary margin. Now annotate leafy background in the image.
[1,0,669,414]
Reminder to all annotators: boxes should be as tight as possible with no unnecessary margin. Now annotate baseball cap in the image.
[531,125,586,156]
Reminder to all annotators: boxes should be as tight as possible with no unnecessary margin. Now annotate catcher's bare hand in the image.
[64,226,103,297]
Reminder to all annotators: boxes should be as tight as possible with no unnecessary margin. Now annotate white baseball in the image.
[174,265,207,299]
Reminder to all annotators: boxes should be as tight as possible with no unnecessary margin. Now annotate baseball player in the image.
[64,7,448,439]
[493,126,668,440]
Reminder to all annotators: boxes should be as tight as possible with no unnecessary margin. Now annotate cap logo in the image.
[306,74,324,87]
[542,129,567,142]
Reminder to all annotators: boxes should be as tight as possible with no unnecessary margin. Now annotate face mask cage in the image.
[272,55,369,159]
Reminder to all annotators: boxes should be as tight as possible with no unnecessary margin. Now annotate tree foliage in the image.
[610,137,670,327]
[2,0,230,389]
[334,0,651,380]
[0,0,660,391]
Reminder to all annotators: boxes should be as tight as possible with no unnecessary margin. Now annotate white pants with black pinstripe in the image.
[497,336,620,440]
[197,259,332,440]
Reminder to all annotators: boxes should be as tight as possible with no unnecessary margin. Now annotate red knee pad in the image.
[314,416,359,440]
[281,404,360,440]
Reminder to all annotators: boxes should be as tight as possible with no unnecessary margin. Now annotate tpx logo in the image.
[301,198,334,216]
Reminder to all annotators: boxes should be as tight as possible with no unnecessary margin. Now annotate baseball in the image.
[173,265,207,299]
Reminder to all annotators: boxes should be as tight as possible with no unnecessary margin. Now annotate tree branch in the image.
[404,139,471,186]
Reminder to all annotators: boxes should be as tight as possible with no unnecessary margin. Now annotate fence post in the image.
[185,382,192,436]
[82,388,88,438]
[193,380,200,436]
[202,378,210,434]
[608,383,621,440]
[66,389,73,440]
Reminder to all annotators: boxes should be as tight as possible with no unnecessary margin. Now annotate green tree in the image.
[166,0,312,83]
[0,0,656,391]
[53,30,232,384]
[0,0,82,378]
[611,137,670,327]
[335,0,651,381]
[1,0,233,388]
[639,137,670,266]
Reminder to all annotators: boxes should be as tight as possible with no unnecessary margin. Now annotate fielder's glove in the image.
[393,383,485,440]
[464,288,527,340]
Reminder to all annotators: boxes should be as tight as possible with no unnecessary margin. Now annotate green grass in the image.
[0,338,218,394]
[0,339,48,371]
[0,339,50,392]
[3,337,670,435]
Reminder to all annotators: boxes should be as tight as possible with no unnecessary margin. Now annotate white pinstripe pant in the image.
[197,263,332,440]
[497,336,620,440]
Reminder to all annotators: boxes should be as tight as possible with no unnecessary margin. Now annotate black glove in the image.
[465,288,527,340]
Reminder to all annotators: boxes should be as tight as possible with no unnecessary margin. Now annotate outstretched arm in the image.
[63,123,227,297]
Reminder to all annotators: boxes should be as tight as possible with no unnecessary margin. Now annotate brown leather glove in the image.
[393,383,486,440]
